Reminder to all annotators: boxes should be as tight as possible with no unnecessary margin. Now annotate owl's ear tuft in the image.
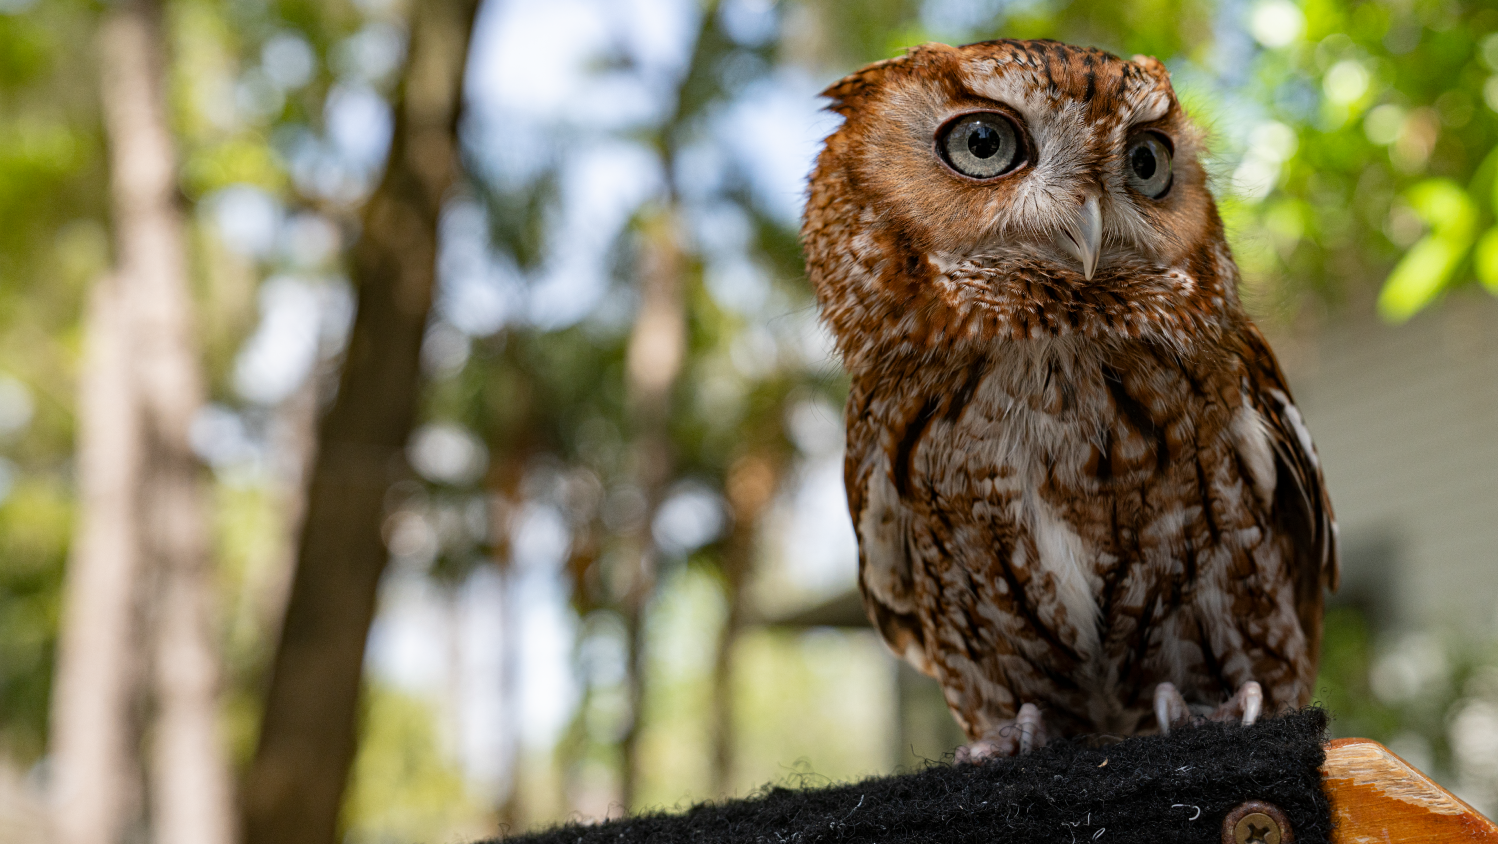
[1130,54,1169,78]
[820,43,955,116]
[820,54,909,116]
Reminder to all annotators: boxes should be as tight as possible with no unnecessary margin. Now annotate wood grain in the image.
[1323,738,1498,843]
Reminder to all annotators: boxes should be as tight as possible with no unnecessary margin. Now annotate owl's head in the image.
[803,40,1239,364]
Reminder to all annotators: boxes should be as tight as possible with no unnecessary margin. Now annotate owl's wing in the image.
[1240,324,1340,617]
[845,403,936,677]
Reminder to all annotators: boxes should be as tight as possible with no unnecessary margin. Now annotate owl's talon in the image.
[955,702,1048,764]
[1211,681,1263,726]
[1154,682,1191,735]
[1015,702,1048,754]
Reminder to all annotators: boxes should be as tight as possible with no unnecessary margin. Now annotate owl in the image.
[801,40,1337,760]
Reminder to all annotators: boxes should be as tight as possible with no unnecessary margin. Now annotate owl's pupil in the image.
[1131,145,1157,179]
[968,125,1003,159]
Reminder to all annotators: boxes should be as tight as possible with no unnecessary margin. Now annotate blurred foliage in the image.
[1234,0,1498,320]
[0,0,105,766]
[1316,604,1498,811]
[342,682,485,844]
[1,0,1498,837]
[0,477,70,761]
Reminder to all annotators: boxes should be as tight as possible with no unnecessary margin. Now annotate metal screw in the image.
[1234,812,1279,844]
[1222,800,1293,844]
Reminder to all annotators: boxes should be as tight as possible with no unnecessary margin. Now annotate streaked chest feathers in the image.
[849,338,1309,736]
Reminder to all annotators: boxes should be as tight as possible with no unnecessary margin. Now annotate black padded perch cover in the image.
[489,708,1332,844]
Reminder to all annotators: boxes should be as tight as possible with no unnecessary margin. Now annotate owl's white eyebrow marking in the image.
[958,59,1034,114]
[1132,90,1170,124]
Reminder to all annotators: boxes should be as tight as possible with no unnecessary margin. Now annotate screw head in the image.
[1234,812,1279,844]
[1222,800,1293,844]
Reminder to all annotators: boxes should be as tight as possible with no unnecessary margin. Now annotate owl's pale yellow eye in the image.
[1126,132,1173,199]
[937,113,1021,180]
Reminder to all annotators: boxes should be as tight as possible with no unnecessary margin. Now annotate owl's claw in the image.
[1154,682,1191,735]
[1156,680,1265,735]
[1211,681,1263,727]
[955,702,1048,764]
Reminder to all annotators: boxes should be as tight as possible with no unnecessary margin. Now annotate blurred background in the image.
[1,0,1498,841]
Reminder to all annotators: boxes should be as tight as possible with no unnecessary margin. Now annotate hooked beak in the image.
[1055,194,1102,280]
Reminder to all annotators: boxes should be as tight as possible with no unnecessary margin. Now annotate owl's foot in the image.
[1153,682,1191,735]
[954,702,1048,764]
[1210,680,1263,727]
[1154,680,1264,735]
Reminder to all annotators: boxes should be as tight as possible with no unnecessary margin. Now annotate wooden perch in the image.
[491,716,1498,844]
[1323,738,1498,843]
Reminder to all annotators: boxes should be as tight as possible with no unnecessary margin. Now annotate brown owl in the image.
[801,40,1337,761]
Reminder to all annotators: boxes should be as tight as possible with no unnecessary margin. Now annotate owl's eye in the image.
[938,113,1021,179]
[1125,132,1173,198]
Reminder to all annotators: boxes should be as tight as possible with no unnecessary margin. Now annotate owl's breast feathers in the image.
[844,326,1337,739]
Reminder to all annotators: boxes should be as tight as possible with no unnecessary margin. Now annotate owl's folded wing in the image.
[846,418,936,677]
[1240,324,1340,608]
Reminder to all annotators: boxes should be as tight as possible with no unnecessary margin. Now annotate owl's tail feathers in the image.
[954,703,1049,764]
[1155,680,1265,736]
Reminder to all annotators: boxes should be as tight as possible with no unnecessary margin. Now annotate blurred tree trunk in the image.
[87,3,238,844]
[49,275,146,844]
[258,373,321,642]
[492,554,522,830]
[240,1,481,842]
[483,459,525,831]
[617,209,687,809]
[710,455,778,795]
[557,520,602,818]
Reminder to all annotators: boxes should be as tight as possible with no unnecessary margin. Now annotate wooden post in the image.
[1323,738,1498,843]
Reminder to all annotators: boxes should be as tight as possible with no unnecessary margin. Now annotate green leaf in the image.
[1377,179,1478,322]
[1474,227,1498,295]
[1406,178,1478,237]
[1379,237,1465,321]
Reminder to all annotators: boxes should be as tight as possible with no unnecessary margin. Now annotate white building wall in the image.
[1280,290,1498,631]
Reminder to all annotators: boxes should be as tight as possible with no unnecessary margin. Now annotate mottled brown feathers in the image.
[803,40,1337,747]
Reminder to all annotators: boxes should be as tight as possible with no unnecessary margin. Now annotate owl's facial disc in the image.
[1055,194,1102,280]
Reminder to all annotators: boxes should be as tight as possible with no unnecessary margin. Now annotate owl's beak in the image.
[1056,194,1102,280]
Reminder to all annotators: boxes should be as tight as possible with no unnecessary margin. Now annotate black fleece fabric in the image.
[489,708,1331,844]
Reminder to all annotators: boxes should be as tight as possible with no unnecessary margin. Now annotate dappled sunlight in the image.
[5,0,1498,841]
